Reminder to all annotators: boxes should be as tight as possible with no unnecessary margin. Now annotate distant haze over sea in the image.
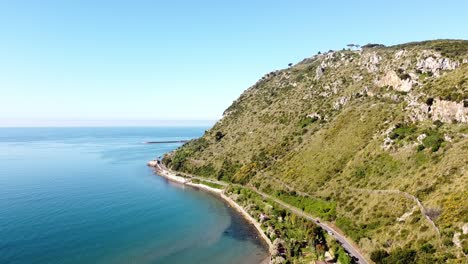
[0,119,217,127]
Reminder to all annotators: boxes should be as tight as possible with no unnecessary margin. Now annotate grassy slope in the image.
[164,40,468,262]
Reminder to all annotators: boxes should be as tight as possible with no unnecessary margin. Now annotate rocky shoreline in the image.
[147,159,273,263]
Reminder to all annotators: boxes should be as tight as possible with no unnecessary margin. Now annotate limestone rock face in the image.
[307,112,322,120]
[407,97,468,124]
[395,49,406,59]
[333,96,349,110]
[362,51,381,73]
[416,56,460,76]
[463,223,468,235]
[315,64,325,80]
[431,99,468,123]
[377,70,415,92]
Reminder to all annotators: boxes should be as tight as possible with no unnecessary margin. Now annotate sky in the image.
[0,0,467,126]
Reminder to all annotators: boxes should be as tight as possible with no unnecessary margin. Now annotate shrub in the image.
[389,123,417,140]
[370,249,389,263]
[215,131,225,141]
[193,164,216,177]
[217,159,241,181]
[462,240,468,255]
[386,248,417,264]
[422,130,444,152]
[433,120,443,128]
[337,247,352,264]
[274,193,337,220]
[335,217,366,241]
[426,97,434,106]
[443,238,454,247]
[298,116,317,128]
[420,243,436,253]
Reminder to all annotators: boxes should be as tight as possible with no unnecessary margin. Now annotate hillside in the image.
[163,40,468,263]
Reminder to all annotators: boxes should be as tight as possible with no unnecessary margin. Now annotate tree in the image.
[347,44,361,50]
[337,248,352,264]
[362,43,385,49]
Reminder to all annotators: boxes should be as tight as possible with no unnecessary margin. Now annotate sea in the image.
[0,127,268,264]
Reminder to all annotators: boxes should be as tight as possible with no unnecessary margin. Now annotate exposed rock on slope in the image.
[164,40,468,263]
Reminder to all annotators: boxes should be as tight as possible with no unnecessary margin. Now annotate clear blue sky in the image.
[1,0,467,126]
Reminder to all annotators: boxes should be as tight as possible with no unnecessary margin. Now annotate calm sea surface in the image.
[0,127,268,264]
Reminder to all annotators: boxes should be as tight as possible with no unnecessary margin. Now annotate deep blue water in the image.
[0,127,268,264]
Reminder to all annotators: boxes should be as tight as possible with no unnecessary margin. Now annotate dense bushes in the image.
[165,138,208,170]
[190,179,223,189]
[370,249,389,263]
[233,162,259,184]
[335,217,367,241]
[370,248,416,264]
[216,159,241,181]
[226,186,349,262]
[274,191,337,220]
[421,130,444,152]
[193,164,216,177]
[389,123,417,141]
[298,115,318,128]
[389,123,444,152]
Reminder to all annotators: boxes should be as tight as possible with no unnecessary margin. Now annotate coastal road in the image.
[252,189,369,264]
[154,160,369,264]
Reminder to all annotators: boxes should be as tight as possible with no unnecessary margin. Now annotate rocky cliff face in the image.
[164,40,468,262]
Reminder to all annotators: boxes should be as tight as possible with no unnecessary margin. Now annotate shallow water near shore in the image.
[0,127,268,264]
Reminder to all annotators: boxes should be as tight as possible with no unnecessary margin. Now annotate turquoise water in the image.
[0,127,268,264]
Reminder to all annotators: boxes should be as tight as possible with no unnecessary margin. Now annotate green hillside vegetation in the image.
[164,40,468,263]
[190,178,223,189]
[226,185,352,263]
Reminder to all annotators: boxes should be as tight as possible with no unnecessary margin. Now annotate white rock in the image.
[315,64,326,80]
[417,134,427,144]
[363,52,381,73]
[307,112,321,120]
[333,96,349,110]
[377,70,414,92]
[395,50,406,59]
[431,99,468,123]
[416,56,459,76]
[444,134,452,142]
[453,232,461,248]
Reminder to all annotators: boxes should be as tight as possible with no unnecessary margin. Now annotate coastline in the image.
[147,160,273,261]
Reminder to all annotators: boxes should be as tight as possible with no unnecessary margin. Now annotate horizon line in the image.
[0,119,218,127]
